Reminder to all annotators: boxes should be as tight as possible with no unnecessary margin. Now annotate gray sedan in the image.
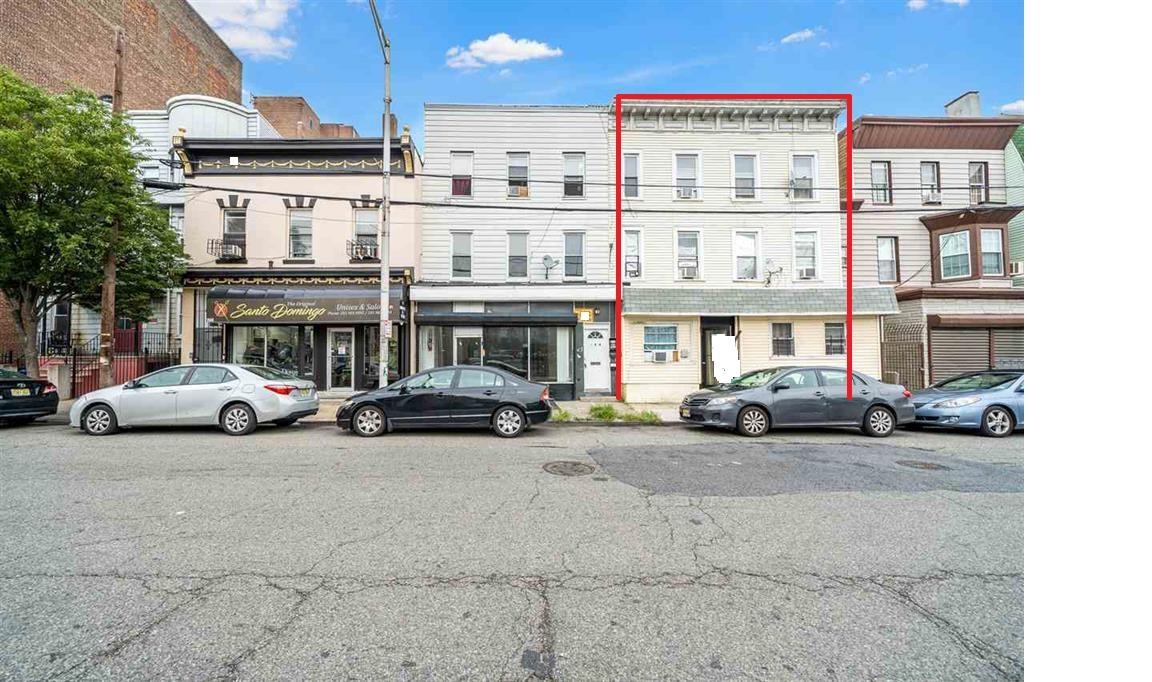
[69,364,319,436]
[679,366,916,437]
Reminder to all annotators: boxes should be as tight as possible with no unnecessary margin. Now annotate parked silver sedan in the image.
[69,364,319,436]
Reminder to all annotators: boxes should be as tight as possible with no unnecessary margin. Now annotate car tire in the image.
[81,404,118,436]
[351,405,386,437]
[979,406,1015,438]
[492,406,526,438]
[273,418,298,427]
[862,405,896,437]
[220,403,257,436]
[736,406,770,437]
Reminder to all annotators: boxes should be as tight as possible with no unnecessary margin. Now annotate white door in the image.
[583,324,610,391]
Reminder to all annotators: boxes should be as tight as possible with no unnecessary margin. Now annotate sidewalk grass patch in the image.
[588,403,619,421]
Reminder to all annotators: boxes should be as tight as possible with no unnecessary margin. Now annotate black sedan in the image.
[0,368,59,425]
[679,366,916,437]
[336,365,554,438]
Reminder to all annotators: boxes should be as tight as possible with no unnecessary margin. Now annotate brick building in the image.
[252,96,360,138]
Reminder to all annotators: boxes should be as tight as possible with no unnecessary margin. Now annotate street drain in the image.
[543,461,595,477]
[896,460,951,471]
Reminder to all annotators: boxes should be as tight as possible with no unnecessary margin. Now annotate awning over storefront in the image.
[207,285,406,324]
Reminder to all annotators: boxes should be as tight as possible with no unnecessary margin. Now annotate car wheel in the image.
[273,418,298,427]
[492,406,526,438]
[736,406,769,437]
[862,406,896,437]
[351,405,386,437]
[82,405,118,436]
[220,403,257,436]
[980,406,1015,438]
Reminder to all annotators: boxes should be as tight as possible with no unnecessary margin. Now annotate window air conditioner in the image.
[925,190,942,203]
[507,185,529,198]
[1009,261,1024,276]
[679,266,698,280]
[797,268,816,280]
[676,186,698,199]
[651,350,671,363]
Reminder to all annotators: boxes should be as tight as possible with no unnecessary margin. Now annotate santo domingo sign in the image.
[206,286,404,324]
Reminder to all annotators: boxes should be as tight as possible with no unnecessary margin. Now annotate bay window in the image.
[939,231,971,279]
[981,229,1004,275]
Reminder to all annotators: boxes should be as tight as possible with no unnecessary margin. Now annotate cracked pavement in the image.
[0,421,1023,679]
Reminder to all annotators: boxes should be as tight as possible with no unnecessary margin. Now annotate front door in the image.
[769,369,827,425]
[328,328,354,390]
[177,365,239,424]
[118,366,192,425]
[454,327,482,365]
[452,367,506,425]
[387,368,457,427]
[582,324,610,392]
[818,369,869,424]
[700,317,736,387]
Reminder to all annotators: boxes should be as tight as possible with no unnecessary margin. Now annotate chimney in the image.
[390,113,398,139]
[944,91,982,117]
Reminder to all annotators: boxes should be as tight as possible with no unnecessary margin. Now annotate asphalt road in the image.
[0,420,1024,680]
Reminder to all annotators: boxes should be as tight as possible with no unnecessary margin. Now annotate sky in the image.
[186,0,1024,147]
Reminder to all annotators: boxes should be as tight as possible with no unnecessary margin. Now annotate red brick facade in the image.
[253,96,360,138]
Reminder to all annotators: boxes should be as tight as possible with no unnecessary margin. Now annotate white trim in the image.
[730,151,760,201]
[287,208,313,260]
[938,230,972,280]
[450,231,473,281]
[791,228,820,282]
[623,226,644,281]
[731,229,761,281]
[506,151,530,199]
[622,151,643,201]
[674,229,703,281]
[506,231,529,281]
[562,151,586,199]
[788,150,819,202]
[411,284,614,302]
[672,151,702,201]
[449,151,474,198]
[563,230,586,281]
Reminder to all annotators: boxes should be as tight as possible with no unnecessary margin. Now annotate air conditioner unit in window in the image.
[679,266,698,280]
[651,350,671,363]
[925,191,942,203]
[507,185,529,198]
[1009,260,1024,276]
[676,186,698,199]
[797,268,817,280]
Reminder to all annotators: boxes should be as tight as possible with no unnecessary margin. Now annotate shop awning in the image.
[207,285,406,324]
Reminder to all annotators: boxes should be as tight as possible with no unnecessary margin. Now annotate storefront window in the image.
[232,327,267,365]
[530,327,573,383]
[363,326,380,388]
[230,326,312,378]
[418,325,573,384]
[485,327,528,378]
[266,326,300,373]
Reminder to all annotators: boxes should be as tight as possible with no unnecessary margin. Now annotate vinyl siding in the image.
[621,316,700,403]
[1005,139,1024,286]
[738,315,882,377]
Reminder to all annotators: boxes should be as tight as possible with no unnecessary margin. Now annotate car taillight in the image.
[43,383,57,394]
[901,386,912,398]
[540,386,549,401]
[264,384,296,396]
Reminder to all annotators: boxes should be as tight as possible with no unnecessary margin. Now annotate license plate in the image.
[680,406,691,418]
[10,388,30,397]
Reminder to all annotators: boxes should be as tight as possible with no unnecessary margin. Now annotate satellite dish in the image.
[543,255,556,268]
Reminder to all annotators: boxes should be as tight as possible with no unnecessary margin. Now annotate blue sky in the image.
[188,0,1023,146]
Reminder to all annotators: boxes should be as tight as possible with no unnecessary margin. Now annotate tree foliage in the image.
[0,68,186,365]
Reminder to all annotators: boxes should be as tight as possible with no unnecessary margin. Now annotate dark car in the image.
[336,365,554,438]
[679,366,915,437]
[0,368,59,425]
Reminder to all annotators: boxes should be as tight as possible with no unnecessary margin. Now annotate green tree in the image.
[0,68,185,370]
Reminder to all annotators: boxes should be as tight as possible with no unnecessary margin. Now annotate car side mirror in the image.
[123,380,137,389]
[399,384,411,395]
[1016,387,1024,393]
[772,383,790,391]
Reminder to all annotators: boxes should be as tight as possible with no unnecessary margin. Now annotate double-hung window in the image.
[981,229,1004,275]
[643,325,677,352]
[564,232,584,279]
[824,323,846,355]
[733,154,757,199]
[624,229,642,279]
[450,151,473,197]
[563,153,585,197]
[969,161,989,204]
[921,162,941,204]
[507,152,529,197]
[623,153,640,198]
[508,232,528,279]
[733,231,759,280]
[876,236,898,283]
[791,154,816,200]
[939,231,971,279]
[793,231,818,280]
[169,206,184,244]
[222,209,246,258]
[288,209,312,259]
[451,232,472,279]
[675,154,699,199]
[870,161,892,204]
[353,209,378,259]
[677,231,700,280]
[771,323,795,356]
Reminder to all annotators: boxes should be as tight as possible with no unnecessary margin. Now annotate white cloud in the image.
[907,0,928,10]
[941,0,970,5]
[188,0,298,60]
[886,63,929,78]
[497,68,513,78]
[445,33,563,70]
[781,27,820,44]
[756,41,776,52]
[1000,99,1025,115]
[819,41,832,48]
[858,72,872,84]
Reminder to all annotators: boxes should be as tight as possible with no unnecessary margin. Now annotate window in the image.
[876,236,898,283]
[675,154,699,199]
[169,206,185,243]
[450,152,473,197]
[733,154,757,199]
[981,229,1004,275]
[188,366,235,385]
[676,231,700,280]
[451,232,472,279]
[458,369,503,388]
[529,327,573,382]
[353,209,378,258]
[223,209,246,257]
[564,232,584,279]
[624,230,642,279]
[921,162,941,203]
[870,161,892,204]
[969,162,989,204]
[408,369,456,390]
[824,323,846,355]
[939,231,971,279]
[733,231,759,280]
[563,152,585,197]
[484,327,528,378]
[288,209,312,259]
[791,154,815,200]
[778,369,818,388]
[624,153,640,198]
[771,323,794,356]
[136,366,191,388]
[507,152,529,197]
[793,231,818,280]
[643,325,677,351]
[508,232,528,279]
[819,369,866,388]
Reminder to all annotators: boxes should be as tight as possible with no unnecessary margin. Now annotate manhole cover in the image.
[543,461,595,476]
[896,460,951,471]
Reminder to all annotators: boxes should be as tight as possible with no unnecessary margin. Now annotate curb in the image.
[546,420,681,427]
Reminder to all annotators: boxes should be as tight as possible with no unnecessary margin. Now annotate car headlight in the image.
[706,396,739,407]
[933,396,981,408]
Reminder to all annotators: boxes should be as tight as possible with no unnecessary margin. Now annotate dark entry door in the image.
[700,316,736,387]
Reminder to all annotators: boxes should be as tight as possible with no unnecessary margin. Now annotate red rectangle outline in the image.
[614,92,854,400]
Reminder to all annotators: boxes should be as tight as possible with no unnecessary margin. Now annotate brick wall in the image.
[0,294,22,368]
[0,0,241,109]
[252,96,322,137]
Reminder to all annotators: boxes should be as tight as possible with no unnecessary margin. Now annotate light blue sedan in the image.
[910,371,1023,437]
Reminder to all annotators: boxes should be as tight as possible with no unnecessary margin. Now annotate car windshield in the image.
[243,365,299,381]
[0,368,30,380]
[933,372,1021,391]
[724,368,786,389]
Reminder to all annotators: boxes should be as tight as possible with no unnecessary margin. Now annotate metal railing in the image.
[347,238,379,260]
[207,237,245,261]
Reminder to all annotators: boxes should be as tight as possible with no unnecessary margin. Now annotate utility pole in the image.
[98,28,125,387]
[369,0,392,385]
